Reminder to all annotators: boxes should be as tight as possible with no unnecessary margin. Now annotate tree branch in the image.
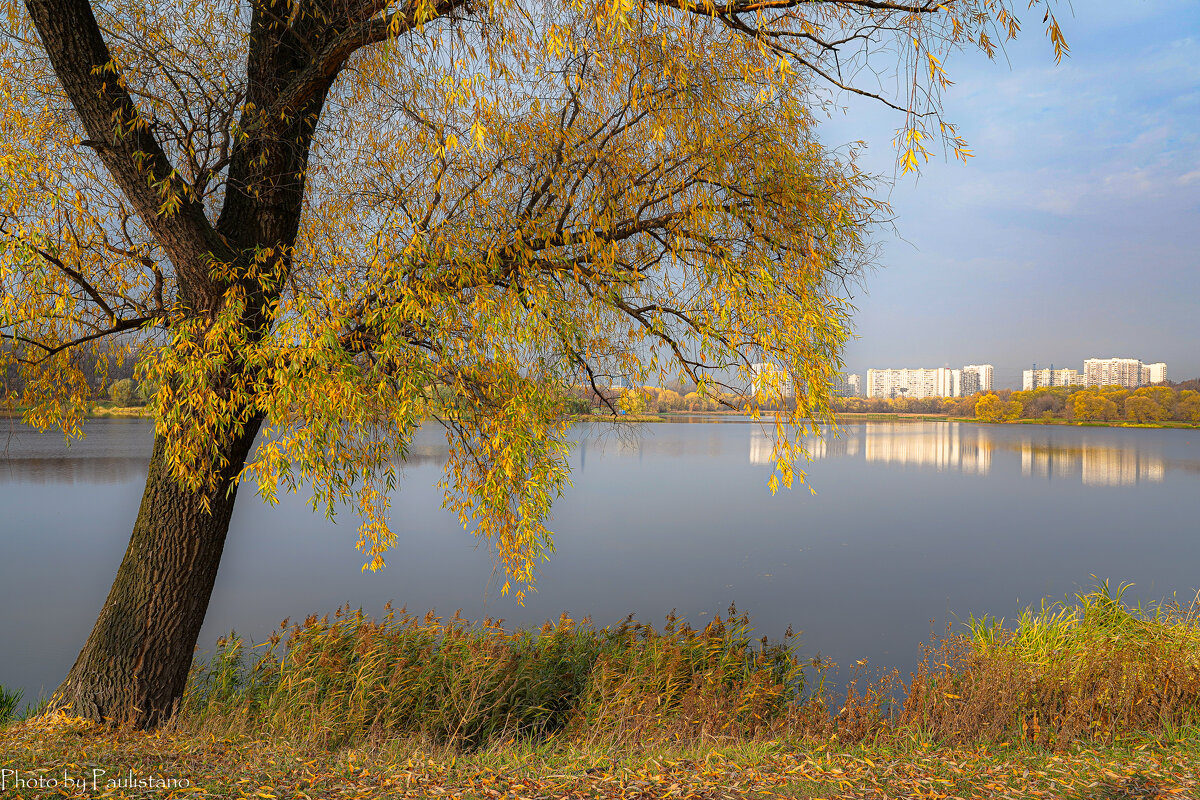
[24,0,233,305]
[261,0,474,137]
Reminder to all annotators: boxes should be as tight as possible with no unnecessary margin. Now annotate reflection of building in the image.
[866,367,961,399]
[748,424,1172,488]
[1019,438,1165,487]
[749,427,774,465]
[1082,446,1140,487]
[749,428,858,465]
[863,423,991,474]
[961,365,994,395]
[1022,368,1085,391]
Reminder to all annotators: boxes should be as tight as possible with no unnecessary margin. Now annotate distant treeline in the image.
[568,384,740,415]
[2,343,138,400]
[835,382,1200,423]
[9,350,1198,426]
[568,381,1200,423]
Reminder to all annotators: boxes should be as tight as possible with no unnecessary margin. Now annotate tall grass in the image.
[0,685,22,725]
[902,581,1200,746]
[177,604,815,750]
[175,583,1200,751]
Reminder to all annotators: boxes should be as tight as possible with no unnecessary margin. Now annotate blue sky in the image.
[819,1,1200,388]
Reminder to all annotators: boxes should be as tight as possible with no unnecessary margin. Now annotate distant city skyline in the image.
[821,0,1199,384]
[842,357,1170,396]
[847,355,1175,392]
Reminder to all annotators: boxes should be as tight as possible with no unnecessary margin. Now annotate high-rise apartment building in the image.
[750,362,795,398]
[833,373,862,397]
[866,367,961,399]
[961,364,994,395]
[1142,362,1168,384]
[1022,368,1085,391]
[1084,357,1158,389]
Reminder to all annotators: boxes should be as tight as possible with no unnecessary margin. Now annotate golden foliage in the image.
[1,0,1064,596]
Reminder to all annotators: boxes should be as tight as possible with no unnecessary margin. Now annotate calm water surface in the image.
[2,418,1199,704]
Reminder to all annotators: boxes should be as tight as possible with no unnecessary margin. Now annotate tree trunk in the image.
[49,417,263,728]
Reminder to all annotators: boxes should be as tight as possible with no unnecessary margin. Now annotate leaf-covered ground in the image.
[3,714,1198,799]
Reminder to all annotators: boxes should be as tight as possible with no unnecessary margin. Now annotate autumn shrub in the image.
[107,378,137,407]
[177,605,810,750]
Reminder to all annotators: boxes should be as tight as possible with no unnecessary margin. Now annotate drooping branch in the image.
[4,315,160,364]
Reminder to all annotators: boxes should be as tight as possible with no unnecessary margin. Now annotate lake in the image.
[2,417,1199,705]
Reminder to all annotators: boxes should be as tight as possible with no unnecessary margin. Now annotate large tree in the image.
[0,0,1062,727]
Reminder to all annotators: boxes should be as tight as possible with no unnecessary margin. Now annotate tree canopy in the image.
[1,0,1063,725]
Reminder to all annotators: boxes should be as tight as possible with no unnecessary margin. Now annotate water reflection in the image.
[750,422,1189,487]
[1018,440,1164,487]
[862,424,991,475]
[0,428,455,484]
[3,417,1199,712]
[0,456,150,484]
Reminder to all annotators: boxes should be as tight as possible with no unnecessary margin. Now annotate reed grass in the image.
[174,583,1200,752]
[176,604,813,750]
[901,581,1200,746]
[0,685,21,725]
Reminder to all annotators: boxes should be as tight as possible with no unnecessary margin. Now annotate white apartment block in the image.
[961,364,994,395]
[1084,358,1141,388]
[1142,362,1168,384]
[866,367,961,399]
[833,373,862,397]
[1083,357,1166,389]
[1022,368,1085,391]
[750,362,795,398]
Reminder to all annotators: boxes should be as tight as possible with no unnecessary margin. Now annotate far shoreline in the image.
[572,410,1200,430]
[3,407,1196,431]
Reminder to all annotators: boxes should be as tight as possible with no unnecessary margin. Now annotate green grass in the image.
[0,685,21,725]
[903,581,1200,747]
[573,413,666,422]
[964,417,1200,429]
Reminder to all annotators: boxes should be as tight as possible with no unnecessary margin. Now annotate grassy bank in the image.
[4,585,1200,797]
[574,413,666,423]
[1,404,153,419]
[4,720,1198,799]
[967,417,1200,429]
[88,404,153,418]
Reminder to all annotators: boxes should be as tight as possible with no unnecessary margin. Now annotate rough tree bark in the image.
[26,0,337,727]
[51,420,264,727]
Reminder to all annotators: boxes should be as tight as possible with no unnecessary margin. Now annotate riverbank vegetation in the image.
[566,382,1200,427]
[832,383,1200,427]
[5,585,1199,796]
